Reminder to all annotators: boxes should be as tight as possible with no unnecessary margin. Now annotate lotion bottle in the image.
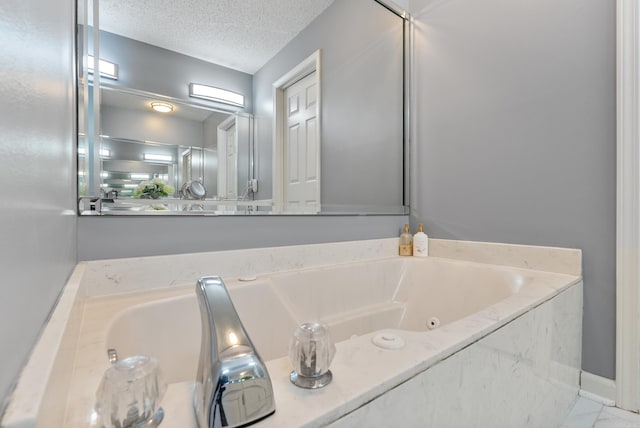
[399,224,413,256]
[413,224,428,257]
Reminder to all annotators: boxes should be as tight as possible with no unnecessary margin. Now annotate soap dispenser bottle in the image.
[413,224,429,257]
[399,224,413,256]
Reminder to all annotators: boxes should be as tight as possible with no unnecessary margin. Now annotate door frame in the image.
[617,0,640,412]
[271,50,321,212]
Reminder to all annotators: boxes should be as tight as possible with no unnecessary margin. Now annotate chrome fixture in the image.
[181,180,206,200]
[107,348,118,364]
[194,276,275,428]
[288,322,335,389]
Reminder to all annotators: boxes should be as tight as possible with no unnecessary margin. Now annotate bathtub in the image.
[80,257,580,427]
[1,238,582,428]
[106,257,542,381]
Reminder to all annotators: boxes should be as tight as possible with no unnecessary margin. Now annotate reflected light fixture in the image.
[189,83,245,107]
[87,55,118,80]
[77,147,110,157]
[150,102,173,113]
[143,153,173,162]
[130,173,150,180]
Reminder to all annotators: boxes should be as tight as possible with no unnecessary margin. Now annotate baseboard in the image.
[580,371,616,406]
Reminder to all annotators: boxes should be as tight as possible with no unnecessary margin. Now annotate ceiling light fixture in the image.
[150,102,173,113]
[87,55,118,80]
[189,83,245,107]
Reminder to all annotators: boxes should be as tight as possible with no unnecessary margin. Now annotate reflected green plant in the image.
[133,178,175,199]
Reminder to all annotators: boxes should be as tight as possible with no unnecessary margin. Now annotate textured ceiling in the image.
[97,0,335,74]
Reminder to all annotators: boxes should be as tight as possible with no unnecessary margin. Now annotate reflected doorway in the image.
[217,116,238,200]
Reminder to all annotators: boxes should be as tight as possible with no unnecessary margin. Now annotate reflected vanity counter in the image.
[94,198,276,215]
[1,238,583,428]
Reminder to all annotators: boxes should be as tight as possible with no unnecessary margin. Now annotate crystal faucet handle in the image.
[94,355,166,428]
[288,322,335,389]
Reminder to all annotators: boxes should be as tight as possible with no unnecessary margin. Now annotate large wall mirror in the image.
[77,0,410,215]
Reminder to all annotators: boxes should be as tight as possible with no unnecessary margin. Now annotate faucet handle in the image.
[288,322,335,389]
[95,355,166,428]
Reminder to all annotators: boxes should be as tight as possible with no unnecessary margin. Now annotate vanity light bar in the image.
[143,153,173,162]
[130,173,150,180]
[87,55,119,80]
[189,83,244,107]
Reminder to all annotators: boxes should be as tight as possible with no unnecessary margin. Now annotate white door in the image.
[217,116,238,200]
[283,71,319,212]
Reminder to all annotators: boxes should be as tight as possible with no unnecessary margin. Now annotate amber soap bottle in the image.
[399,224,413,256]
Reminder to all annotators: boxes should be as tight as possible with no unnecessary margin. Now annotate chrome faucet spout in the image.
[194,276,275,428]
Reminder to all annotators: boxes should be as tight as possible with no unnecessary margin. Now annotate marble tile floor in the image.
[563,396,640,427]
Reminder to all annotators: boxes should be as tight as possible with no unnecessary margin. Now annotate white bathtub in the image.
[98,257,580,427]
[1,238,583,428]
[106,258,533,382]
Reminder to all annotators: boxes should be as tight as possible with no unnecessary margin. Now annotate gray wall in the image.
[409,0,616,379]
[78,216,407,260]
[0,0,77,411]
[252,0,405,210]
[101,105,205,147]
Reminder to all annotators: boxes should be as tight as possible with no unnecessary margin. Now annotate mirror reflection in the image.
[78,0,409,215]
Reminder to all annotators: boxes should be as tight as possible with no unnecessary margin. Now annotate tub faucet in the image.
[194,276,275,428]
